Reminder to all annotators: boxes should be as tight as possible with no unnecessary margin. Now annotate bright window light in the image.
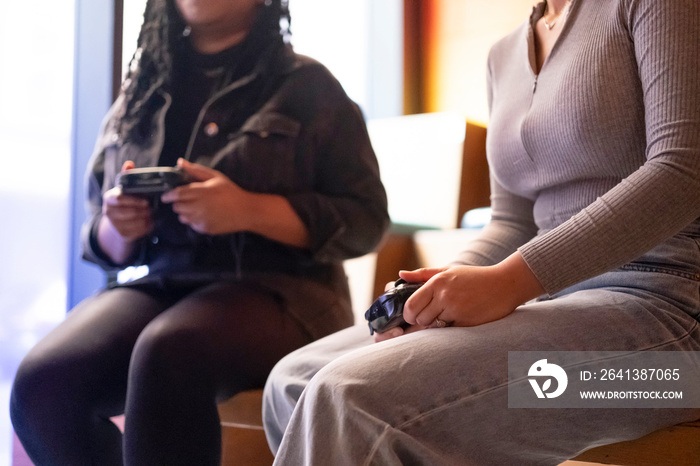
[0,2,75,464]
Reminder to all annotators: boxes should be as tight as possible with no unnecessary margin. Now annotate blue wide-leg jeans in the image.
[263,257,700,465]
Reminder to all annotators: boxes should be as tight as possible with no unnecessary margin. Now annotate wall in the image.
[420,0,533,124]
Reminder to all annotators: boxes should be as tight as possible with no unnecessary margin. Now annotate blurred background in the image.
[0,0,530,463]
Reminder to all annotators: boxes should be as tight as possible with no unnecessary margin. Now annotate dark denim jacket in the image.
[80,43,390,338]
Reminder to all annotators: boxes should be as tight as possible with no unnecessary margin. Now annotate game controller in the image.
[116,166,190,197]
[365,278,423,335]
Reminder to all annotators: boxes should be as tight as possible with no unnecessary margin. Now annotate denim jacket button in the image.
[204,122,219,137]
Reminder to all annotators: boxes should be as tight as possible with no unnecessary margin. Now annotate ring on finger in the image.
[434,318,449,328]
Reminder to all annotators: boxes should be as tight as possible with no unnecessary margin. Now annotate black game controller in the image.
[365,278,423,335]
[116,166,190,198]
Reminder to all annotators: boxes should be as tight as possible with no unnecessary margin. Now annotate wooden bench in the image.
[218,391,273,466]
[217,389,700,466]
[569,419,700,465]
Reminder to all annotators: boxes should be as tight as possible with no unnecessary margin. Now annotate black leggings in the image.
[10,281,312,465]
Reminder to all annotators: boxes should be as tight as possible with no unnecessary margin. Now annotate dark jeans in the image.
[10,280,312,466]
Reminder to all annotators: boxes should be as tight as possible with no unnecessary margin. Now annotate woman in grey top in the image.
[262,0,700,463]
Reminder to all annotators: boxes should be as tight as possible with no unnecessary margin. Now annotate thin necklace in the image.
[543,1,571,31]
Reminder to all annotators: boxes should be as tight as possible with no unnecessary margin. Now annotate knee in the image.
[265,350,309,402]
[10,357,39,425]
[297,351,379,412]
[10,350,70,430]
[263,344,351,415]
[263,351,310,422]
[263,348,332,452]
[281,342,418,423]
[130,319,206,379]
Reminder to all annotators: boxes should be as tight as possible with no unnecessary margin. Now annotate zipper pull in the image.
[532,76,538,93]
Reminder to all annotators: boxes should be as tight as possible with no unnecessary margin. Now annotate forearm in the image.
[96,216,140,265]
[453,178,537,267]
[242,192,311,249]
[452,218,538,267]
[493,251,546,307]
[520,164,700,295]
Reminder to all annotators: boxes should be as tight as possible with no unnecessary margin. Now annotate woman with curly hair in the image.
[10,0,389,464]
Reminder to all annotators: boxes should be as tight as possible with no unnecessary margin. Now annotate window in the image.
[0,0,75,371]
[0,1,75,462]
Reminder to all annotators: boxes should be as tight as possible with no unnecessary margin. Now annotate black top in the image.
[153,36,269,271]
[160,38,255,167]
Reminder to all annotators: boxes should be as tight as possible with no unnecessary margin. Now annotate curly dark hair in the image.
[115,0,291,142]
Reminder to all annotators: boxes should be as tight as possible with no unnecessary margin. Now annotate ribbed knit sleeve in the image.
[517,0,700,294]
[452,178,538,267]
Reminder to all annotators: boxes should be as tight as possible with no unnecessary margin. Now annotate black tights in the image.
[10,281,312,465]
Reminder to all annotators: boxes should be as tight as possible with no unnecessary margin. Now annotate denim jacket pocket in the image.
[220,112,303,192]
[239,112,302,138]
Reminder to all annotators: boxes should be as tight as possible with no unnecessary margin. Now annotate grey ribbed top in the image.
[455,0,700,294]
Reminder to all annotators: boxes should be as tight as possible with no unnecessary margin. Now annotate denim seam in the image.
[363,425,392,466]
[619,263,700,281]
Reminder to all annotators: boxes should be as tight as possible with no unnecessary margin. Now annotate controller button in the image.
[151,236,159,245]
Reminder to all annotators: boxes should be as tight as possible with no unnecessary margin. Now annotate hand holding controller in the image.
[365,278,424,335]
[116,166,191,198]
